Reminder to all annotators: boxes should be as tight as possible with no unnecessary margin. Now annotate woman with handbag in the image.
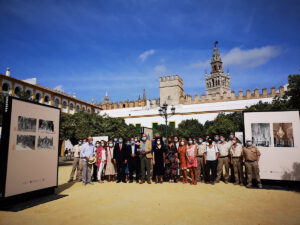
[105,140,117,182]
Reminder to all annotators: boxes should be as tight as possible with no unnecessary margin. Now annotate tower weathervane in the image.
[214,41,218,48]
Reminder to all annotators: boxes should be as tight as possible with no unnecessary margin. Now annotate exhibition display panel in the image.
[0,96,60,198]
[243,110,300,181]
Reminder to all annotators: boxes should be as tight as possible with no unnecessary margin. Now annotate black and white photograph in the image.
[38,119,54,133]
[16,135,35,150]
[18,116,36,132]
[251,123,271,147]
[273,123,294,147]
[38,136,53,149]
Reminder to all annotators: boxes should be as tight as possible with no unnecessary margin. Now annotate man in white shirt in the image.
[196,137,206,182]
[216,135,233,184]
[81,137,95,185]
[230,137,244,185]
[68,140,83,182]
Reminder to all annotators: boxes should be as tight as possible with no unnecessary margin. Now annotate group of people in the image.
[68,132,262,188]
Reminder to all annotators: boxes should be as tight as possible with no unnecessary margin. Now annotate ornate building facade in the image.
[0,70,101,114]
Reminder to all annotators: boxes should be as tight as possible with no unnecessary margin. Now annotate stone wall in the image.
[98,86,285,110]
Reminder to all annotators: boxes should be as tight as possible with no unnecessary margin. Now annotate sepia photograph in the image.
[38,119,54,133]
[273,123,294,147]
[251,123,271,147]
[38,136,53,149]
[16,135,35,150]
[18,116,36,132]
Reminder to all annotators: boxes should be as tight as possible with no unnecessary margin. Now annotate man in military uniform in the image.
[242,140,262,188]
[196,137,206,182]
[230,137,244,185]
[216,135,232,183]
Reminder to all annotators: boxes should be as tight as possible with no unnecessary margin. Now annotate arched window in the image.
[54,98,60,108]
[70,103,74,111]
[62,101,67,109]
[44,95,50,103]
[214,65,217,71]
[87,108,91,113]
[26,90,32,98]
[35,93,41,102]
[212,79,215,87]
[82,107,86,112]
[76,105,80,113]
[2,83,10,92]
[14,86,22,96]
[123,104,126,108]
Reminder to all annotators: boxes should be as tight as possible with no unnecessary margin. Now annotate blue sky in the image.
[0,0,299,103]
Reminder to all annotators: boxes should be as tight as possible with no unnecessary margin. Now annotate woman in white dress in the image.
[105,140,116,181]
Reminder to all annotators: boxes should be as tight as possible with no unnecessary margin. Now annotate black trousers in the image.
[92,164,98,181]
[116,160,126,182]
[128,156,140,181]
[205,160,217,182]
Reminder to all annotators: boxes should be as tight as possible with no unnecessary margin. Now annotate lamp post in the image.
[158,102,176,143]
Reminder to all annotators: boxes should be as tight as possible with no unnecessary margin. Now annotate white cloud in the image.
[222,46,282,68]
[154,64,166,75]
[54,85,64,92]
[139,49,155,62]
[189,45,282,68]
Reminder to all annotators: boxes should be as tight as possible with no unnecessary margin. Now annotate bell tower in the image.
[205,41,231,96]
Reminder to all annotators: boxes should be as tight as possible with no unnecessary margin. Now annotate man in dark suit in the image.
[113,137,128,183]
[127,137,140,183]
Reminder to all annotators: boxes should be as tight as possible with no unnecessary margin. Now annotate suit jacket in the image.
[139,140,152,159]
[127,144,139,159]
[113,143,128,162]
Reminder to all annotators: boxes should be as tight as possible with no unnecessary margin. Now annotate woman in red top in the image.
[178,138,188,183]
[95,140,107,183]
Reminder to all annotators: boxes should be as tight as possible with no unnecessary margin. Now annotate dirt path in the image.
[1,165,300,225]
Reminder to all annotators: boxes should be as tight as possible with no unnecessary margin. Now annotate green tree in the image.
[153,124,178,138]
[285,74,300,109]
[206,113,235,137]
[177,119,204,139]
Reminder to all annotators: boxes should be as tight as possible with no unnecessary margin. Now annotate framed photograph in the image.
[251,123,271,147]
[18,116,36,132]
[243,110,300,181]
[273,123,294,147]
[0,96,60,198]
[38,119,54,133]
[38,136,54,150]
[16,135,35,150]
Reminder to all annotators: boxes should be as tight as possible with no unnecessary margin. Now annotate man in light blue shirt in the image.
[81,137,95,185]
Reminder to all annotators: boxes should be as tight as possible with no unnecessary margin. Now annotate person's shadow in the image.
[55,181,77,194]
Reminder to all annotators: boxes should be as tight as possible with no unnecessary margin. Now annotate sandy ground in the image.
[1,165,300,225]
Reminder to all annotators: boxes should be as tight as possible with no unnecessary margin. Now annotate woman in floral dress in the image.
[165,138,179,183]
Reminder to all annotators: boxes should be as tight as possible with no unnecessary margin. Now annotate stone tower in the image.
[205,41,231,96]
[159,75,184,106]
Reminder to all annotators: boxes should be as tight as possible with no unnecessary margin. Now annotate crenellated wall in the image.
[179,86,285,105]
[98,86,286,110]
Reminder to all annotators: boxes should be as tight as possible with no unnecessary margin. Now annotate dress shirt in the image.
[73,144,81,158]
[217,141,232,157]
[230,143,243,157]
[131,145,135,154]
[197,143,206,156]
[81,144,95,161]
